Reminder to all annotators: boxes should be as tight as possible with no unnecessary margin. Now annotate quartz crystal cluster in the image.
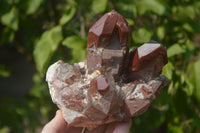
[46,10,170,129]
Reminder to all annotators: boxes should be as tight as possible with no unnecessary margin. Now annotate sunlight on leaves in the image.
[1,7,18,31]
[157,26,165,40]
[167,44,185,58]
[136,0,166,15]
[33,26,63,74]
[59,6,76,26]
[132,28,153,44]
[0,27,15,45]
[162,61,174,80]
[0,127,10,133]
[0,64,11,78]
[26,0,44,15]
[62,35,86,64]
[91,0,108,14]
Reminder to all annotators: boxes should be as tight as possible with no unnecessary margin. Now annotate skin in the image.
[42,110,132,133]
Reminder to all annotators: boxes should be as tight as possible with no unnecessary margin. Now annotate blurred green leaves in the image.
[168,123,183,133]
[62,35,86,63]
[25,0,44,15]
[29,74,46,98]
[91,0,108,14]
[0,27,15,45]
[162,62,174,80]
[0,127,10,133]
[132,28,153,43]
[172,5,196,21]
[33,26,63,74]
[135,0,166,15]
[157,26,165,40]
[0,64,11,78]
[59,6,76,26]
[1,7,18,31]
[195,59,200,102]
[167,44,185,58]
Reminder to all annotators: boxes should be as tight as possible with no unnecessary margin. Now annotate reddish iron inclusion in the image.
[46,10,170,130]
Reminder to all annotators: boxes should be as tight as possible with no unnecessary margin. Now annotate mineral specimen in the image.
[46,10,170,129]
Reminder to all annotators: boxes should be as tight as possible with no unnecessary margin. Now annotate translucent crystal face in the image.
[138,43,160,58]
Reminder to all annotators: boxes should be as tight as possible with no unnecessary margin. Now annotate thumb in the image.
[41,110,68,133]
[113,119,132,133]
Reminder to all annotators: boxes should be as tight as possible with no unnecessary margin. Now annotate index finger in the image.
[105,120,132,133]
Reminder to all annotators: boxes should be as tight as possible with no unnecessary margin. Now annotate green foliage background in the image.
[0,0,200,132]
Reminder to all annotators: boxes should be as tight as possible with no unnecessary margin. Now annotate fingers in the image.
[66,126,83,133]
[85,124,106,133]
[112,120,132,133]
[41,110,68,133]
[105,120,132,133]
[105,122,117,133]
[42,110,132,133]
[67,124,106,133]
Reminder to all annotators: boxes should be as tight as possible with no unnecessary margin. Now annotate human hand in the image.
[41,110,132,133]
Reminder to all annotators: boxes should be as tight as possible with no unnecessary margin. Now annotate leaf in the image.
[167,44,185,58]
[167,81,173,95]
[59,6,76,26]
[172,5,196,22]
[132,108,166,132]
[33,26,63,74]
[183,63,195,96]
[0,27,15,45]
[168,123,183,133]
[0,64,11,78]
[26,0,44,15]
[195,59,200,102]
[62,35,86,64]
[136,0,166,15]
[29,83,46,98]
[183,79,194,96]
[91,0,108,14]
[184,40,195,60]
[1,7,18,31]
[132,28,153,44]
[156,26,165,40]
[125,18,134,26]
[0,126,10,133]
[182,23,194,33]
[162,61,174,80]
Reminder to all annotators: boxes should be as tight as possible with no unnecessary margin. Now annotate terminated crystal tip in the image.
[131,40,168,71]
[87,10,130,48]
[128,40,168,82]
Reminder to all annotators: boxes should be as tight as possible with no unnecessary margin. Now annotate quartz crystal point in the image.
[46,10,170,129]
[128,40,168,82]
[87,10,130,77]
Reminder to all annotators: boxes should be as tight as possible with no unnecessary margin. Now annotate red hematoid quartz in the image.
[46,10,170,129]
